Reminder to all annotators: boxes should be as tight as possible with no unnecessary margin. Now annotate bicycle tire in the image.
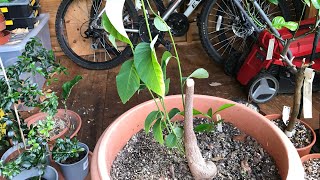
[56,0,139,70]
[198,0,291,65]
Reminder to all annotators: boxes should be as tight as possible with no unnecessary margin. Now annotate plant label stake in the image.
[266,38,275,60]
[303,67,315,119]
[282,106,291,125]
[216,114,223,132]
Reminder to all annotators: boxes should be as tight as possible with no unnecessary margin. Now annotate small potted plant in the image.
[52,137,89,180]
[25,75,83,144]
[264,0,319,157]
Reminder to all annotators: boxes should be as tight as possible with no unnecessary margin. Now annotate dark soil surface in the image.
[26,177,47,180]
[272,119,312,148]
[62,150,86,164]
[111,118,280,179]
[303,158,320,179]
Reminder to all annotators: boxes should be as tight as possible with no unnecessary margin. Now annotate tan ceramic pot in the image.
[265,114,316,157]
[91,95,304,180]
[25,109,82,143]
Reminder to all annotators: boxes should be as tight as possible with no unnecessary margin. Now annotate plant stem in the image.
[145,0,185,108]
[286,66,305,132]
[140,0,153,41]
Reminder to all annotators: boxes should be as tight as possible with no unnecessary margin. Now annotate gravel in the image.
[303,158,320,179]
[111,118,281,180]
[272,119,312,148]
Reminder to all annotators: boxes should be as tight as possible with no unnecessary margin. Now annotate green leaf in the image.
[311,0,320,9]
[207,108,213,119]
[194,123,213,132]
[134,43,165,97]
[213,103,235,114]
[153,118,164,144]
[62,75,83,101]
[173,126,184,138]
[268,0,278,5]
[168,108,180,119]
[161,51,172,79]
[154,17,169,31]
[116,60,140,104]
[304,0,311,6]
[271,16,298,31]
[188,68,209,79]
[102,12,132,47]
[165,133,177,148]
[165,78,170,95]
[108,34,118,50]
[144,111,159,134]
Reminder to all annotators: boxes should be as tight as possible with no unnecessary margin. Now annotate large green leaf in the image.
[213,103,235,114]
[272,16,299,31]
[102,13,132,47]
[153,118,164,144]
[165,133,177,148]
[168,108,181,119]
[154,17,169,32]
[188,68,209,79]
[116,60,140,104]
[144,111,159,134]
[268,0,278,5]
[311,0,320,9]
[134,43,165,97]
[62,75,83,101]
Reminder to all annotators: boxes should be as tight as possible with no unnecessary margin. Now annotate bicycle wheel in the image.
[198,0,290,64]
[56,0,139,70]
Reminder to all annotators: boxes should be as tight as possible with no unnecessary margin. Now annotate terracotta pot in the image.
[91,95,304,180]
[0,30,10,45]
[25,109,82,143]
[0,13,5,31]
[265,114,317,157]
[301,153,320,162]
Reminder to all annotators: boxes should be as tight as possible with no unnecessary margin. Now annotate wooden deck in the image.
[24,42,320,151]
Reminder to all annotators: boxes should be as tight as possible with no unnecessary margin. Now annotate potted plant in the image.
[25,75,83,144]
[0,38,66,179]
[90,0,304,179]
[52,137,89,180]
[264,0,319,157]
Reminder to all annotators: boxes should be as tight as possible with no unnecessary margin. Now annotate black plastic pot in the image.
[56,142,89,180]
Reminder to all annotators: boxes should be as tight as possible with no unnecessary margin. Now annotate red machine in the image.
[236,18,320,103]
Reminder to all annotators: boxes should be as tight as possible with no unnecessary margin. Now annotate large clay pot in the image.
[25,109,82,143]
[91,95,304,180]
[265,114,316,157]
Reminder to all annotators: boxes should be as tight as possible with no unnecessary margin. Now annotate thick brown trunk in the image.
[286,67,305,132]
[184,79,217,180]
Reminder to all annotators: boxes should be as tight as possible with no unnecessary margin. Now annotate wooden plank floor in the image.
[23,42,320,151]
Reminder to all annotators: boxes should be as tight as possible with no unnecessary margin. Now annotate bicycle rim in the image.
[56,0,139,70]
[199,0,290,64]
